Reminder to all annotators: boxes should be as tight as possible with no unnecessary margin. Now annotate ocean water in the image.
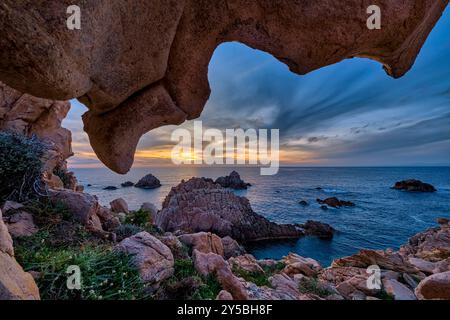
[73,166,450,266]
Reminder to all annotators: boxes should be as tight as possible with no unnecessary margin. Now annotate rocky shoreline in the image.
[1,173,449,300]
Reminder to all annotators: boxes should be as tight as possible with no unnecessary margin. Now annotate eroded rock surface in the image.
[155,178,303,242]
[1,1,447,173]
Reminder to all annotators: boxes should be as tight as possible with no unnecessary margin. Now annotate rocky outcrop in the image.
[135,174,161,189]
[392,179,437,192]
[192,249,248,300]
[115,232,174,289]
[1,1,447,173]
[415,271,450,300]
[0,81,75,187]
[215,171,251,190]
[3,211,38,238]
[300,220,335,240]
[110,198,129,214]
[221,236,246,259]
[317,197,355,208]
[178,232,224,256]
[0,209,40,300]
[155,178,303,242]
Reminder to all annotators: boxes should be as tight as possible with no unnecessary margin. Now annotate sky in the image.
[64,7,450,169]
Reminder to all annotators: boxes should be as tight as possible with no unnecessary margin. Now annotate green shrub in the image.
[15,231,148,300]
[124,209,152,227]
[298,278,331,298]
[231,262,285,287]
[161,259,222,300]
[0,132,46,202]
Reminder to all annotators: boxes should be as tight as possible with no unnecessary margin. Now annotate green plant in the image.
[15,231,148,300]
[231,262,285,287]
[298,278,331,298]
[24,199,71,226]
[0,132,46,202]
[124,209,152,227]
[161,259,222,300]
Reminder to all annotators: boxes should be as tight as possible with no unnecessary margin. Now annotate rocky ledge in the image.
[392,179,437,192]
[317,197,355,208]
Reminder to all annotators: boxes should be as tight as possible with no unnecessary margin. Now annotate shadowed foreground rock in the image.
[156,178,303,242]
[0,209,40,300]
[0,1,448,173]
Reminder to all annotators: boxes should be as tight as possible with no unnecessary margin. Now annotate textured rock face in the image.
[1,1,447,173]
[0,209,40,300]
[155,178,303,242]
[415,271,450,300]
[215,171,251,190]
[178,232,224,256]
[392,179,437,192]
[115,232,174,288]
[0,81,72,174]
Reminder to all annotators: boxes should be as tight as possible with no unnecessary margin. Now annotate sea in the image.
[72,166,450,266]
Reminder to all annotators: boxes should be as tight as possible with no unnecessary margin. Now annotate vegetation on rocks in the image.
[0,132,46,202]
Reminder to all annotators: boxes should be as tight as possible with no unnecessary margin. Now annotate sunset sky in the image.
[64,7,450,169]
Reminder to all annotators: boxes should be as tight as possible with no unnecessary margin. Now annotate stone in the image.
[300,220,335,239]
[96,206,121,232]
[1,201,23,213]
[215,171,251,190]
[1,2,447,173]
[332,249,420,274]
[321,205,329,211]
[156,178,303,242]
[216,290,233,300]
[178,232,224,256]
[140,202,158,222]
[0,81,72,175]
[415,271,450,300]
[110,198,129,214]
[115,232,174,288]
[158,234,189,260]
[4,212,38,238]
[228,254,265,274]
[283,253,322,272]
[121,181,134,187]
[221,236,246,259]
[135,174,161,189]
[0,209,40,300]
[103,186,118,191]
[299,200,308,206]
[192,249,248,300]
[48,189,103,232]
[382,278,416,300]
[408,257,437,274]
[392,179,436,192]
[317,197,355,208]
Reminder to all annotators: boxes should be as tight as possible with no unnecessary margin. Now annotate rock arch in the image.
[0,0,448,173]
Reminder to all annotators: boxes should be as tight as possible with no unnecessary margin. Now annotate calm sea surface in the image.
[72,167,450,265]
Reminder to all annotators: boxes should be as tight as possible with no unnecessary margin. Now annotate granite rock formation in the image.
[215,171,251,190]
[392,179,437,192]
[0,81,74,185]
[155,178,303,242]
[1,1,448,173]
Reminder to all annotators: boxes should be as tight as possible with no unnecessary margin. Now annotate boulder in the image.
[382,278,416,300]
[415,271,450,300]
[392,179,436,192]
[228,254,265,274]
[178,232,224,256]
[48,189,103,232]
[300,220,335,239]
[158,234,189,260]
[156,178,303,242]
[283,253,322,277]
[192,249,248,300]
[96,206,121,232]
[140,202,158,222]
[103,186,118,191]
[3,211,38,238]
[1,201,24,213]
[121,181,135,187]
[299,200,308,206]
[215,171,251,190]
[115,232,174,288]
[216,290,234,300]
[221,236,246,259]
[0,209,40,300]
[135,174,161,189]
[110,198,129,214]
[317,197,355,208]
